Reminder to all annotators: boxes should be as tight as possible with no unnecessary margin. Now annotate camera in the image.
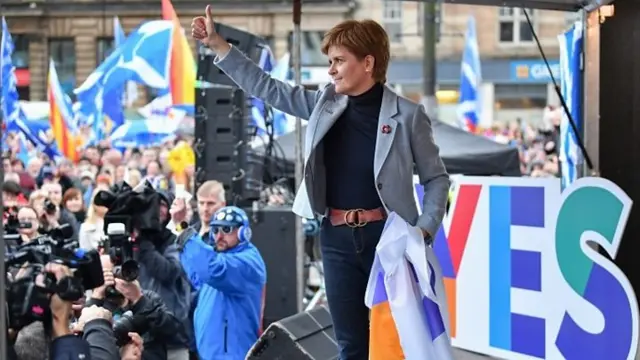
[44,198,57,215]
[95,180,163,234]
[4,225,105,331]
[106,223,138,282]
[113,310,150,347]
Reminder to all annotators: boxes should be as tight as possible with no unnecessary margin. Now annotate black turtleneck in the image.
[323,83,384,210]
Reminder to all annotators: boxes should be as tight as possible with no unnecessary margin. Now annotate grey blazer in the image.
[214,46,450,236]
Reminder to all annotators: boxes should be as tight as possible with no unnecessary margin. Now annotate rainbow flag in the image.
[48,59,79,162]
[161,0,195,108]
[365,212,453,360]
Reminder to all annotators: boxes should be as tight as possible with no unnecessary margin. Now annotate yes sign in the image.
[415,176,639,360]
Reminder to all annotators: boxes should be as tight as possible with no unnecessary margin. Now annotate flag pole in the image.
[292,0,305,313]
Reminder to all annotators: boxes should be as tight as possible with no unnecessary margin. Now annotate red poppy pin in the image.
[381,125,392,134]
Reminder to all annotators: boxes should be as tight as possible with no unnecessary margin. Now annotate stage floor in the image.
[454,348,498,359]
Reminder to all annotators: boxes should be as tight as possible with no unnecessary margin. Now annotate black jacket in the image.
[135,228,192,350]
[82,318,120,360]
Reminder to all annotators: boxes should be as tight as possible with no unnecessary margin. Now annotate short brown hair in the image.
[321,19,390,83]
[62,188,82,208]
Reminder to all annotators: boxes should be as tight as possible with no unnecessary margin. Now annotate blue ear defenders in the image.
[210,206,252,243]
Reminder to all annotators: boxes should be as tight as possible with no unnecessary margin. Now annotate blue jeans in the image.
[320,219,385,360]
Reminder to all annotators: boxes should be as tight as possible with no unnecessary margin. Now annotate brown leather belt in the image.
[328,207,387,227]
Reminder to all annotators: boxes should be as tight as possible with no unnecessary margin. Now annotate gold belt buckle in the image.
[344,209,367,228]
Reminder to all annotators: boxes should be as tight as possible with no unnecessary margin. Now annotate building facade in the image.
[1,0,353,102]
[350,0,581,126]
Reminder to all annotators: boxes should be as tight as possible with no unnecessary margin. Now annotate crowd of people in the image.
[481,105,562,178]
[2,133,268,359]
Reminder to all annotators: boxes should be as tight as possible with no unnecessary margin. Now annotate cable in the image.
[522,8,593,171]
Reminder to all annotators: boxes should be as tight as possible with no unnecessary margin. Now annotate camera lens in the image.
[120,260,139,282]
[113,311,136,347]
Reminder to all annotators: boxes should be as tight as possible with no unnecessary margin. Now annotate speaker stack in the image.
[244,206,301,325]
[194,24,268,201]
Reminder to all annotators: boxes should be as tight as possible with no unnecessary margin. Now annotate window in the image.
[417,3,443,42]
[96,37,115,63]
[12,34,29,69]
[383,0,403,43]
[49,38,76,99]
[498,7,535,44]
[287,31,326,66]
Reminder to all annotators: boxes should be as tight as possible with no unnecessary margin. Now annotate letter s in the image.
[555,181,638,360]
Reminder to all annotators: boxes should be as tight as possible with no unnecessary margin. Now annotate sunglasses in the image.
[211,226,236,235]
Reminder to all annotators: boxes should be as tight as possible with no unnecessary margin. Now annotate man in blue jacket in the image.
[180,206,267,360]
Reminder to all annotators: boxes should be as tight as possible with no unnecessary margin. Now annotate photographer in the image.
[73,305,144,360]
[135,190,192,359]
[42,182,80,239]
[16,207,41,244]
[39,263,92,359]
[86,255,182,360]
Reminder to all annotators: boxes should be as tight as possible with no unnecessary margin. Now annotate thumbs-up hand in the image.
[191,5,230,54]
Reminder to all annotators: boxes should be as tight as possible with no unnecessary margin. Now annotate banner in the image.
[415,176,638,360]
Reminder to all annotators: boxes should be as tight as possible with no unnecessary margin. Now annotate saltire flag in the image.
[558,22,584,189]
[98,16,128,141]
[161,0,196,114]
[2,19,61,162]
[48,59,80,162]
[365,212,453,360]
[1,17,21,128]
[74,20,174,131]
[457,16,482,132]
[114,17,140,108]
[252,45,296,137]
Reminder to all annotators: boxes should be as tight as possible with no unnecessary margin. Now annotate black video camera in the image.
[105,223,138,282]
[4,225,104,331]
[95,180,163,234]
[94,181,162,283]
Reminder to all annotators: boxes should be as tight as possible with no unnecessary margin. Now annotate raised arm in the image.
[214,47,321,120]
[192,5,322,120]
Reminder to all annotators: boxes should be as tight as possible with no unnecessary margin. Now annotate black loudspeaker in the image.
[194,86,256,201]
[244,206,301,325]
[247,305,338,360]
[207,23,267,86]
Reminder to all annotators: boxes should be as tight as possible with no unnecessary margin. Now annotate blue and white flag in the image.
[1,17,21,127]
[558,22,583,189]
[110,117,179,148]
[74,20,174,127]
[115,17,139,108]
[2,17,60,161]
[252,45,295,137]
[95,16,128,143]
[365,212,453,360]
[457,16,482,132]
